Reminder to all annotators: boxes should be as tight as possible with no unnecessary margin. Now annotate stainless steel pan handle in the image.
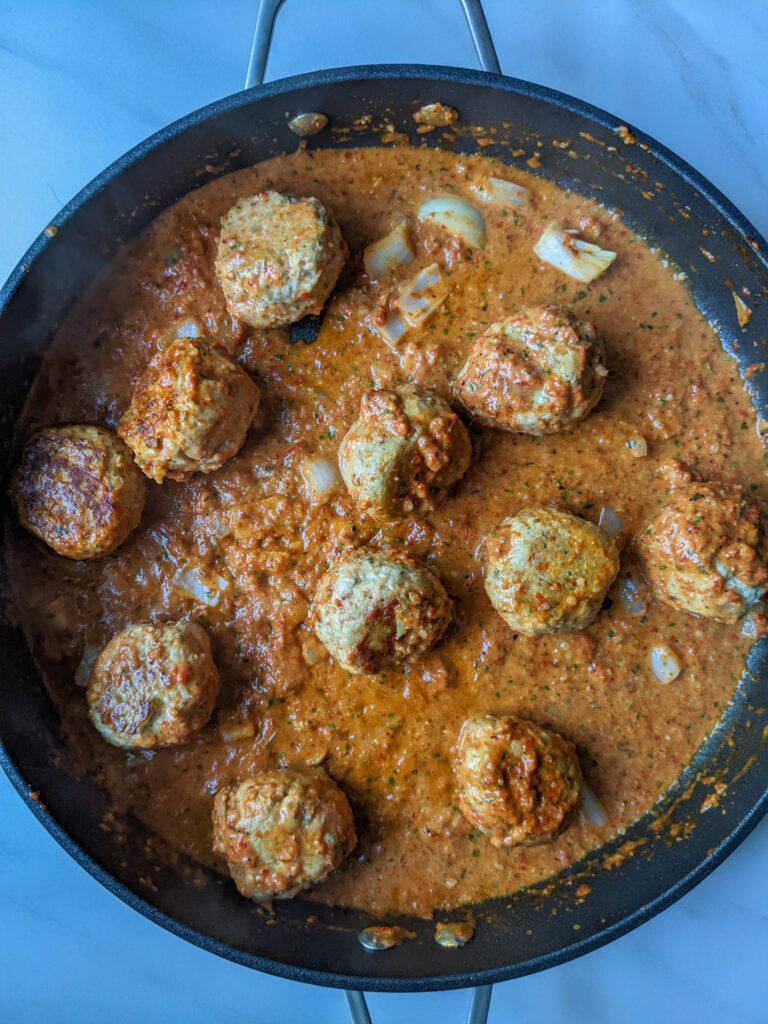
[244,2,499,1021]
[458,0,502,75]
[245,0,501,88]
[345,984,493,1024]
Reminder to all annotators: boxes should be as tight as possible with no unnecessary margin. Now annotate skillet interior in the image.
[1,66,768,992]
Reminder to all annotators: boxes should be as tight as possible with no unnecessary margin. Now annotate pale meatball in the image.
[484,506,619,636]
[212,768,356,900]
[637,481,768,622]
[215,191,347,328]
[338,386,471,520]
[454,305,607,434]
[456,714,583,847]
[118,336,260,483]
[312,548,452,674]
[87,620,220,749]
[13,425,145,559]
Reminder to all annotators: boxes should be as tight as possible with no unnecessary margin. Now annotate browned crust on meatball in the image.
[212,768,357,900]
[453,305,607,435]
[637,481,768,622]
[360,389,412,437]
[456,714,583,847]
[13,425,146,559]
[339,387,471,521]
[87,620,220,749]
[118,336,260,483]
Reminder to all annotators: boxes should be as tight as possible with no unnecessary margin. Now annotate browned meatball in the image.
[212,768,356,900]
[312,548,452,674]
[13,425,145,559]
[456,714,583,847]
[637,481,768,622]
[87,620,220,749]
[215,191,347,328]
[118,336,260,483]
[338,386,471,521]
[484,507,619,636]
[454,305,607,434]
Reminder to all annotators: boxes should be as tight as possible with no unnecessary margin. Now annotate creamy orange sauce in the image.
[7,145,766,918]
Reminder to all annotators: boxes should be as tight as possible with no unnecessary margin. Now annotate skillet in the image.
[2,1,768,1018]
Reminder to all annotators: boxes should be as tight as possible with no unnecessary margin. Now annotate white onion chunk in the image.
[417,195,486,250]
[175,568,229,607]
[474,176,530,207]
[618,574,646,616]
[363,216,414,279]
[651,645,682,683]
[394,263,448,327]
[598,504,624,539]
[301,457,342,498]
[581,782,608,826]
[534,220,616,282]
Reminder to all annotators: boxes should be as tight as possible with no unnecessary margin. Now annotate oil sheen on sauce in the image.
[7,145,766,918]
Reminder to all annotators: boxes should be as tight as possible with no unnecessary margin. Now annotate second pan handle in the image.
[345,984,493,1024]
[245,0,502,89]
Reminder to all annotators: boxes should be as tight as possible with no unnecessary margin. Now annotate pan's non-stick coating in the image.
[2,66,767,991]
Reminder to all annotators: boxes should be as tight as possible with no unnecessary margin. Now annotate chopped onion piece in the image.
[598,504,624,539]
[288,112,328,137]
[626,437,648,458]
[373,312,409,346]
[413,102,458,127]
[45,595,76,632]
[363,216,414,279]
[581,782,607,826]
[301,457,341,498]
[417,196,486,250]
[75,645,101,689]
[175,317,202,338]
[411,265,442,292]
[474,176,530,206]
[618,574,646,615]
[302,640,325,666]
[651,645,682,683]
[394,262,448,327]
[534,220,616,282]
[219,718,256,742]
[369,363,390,388]
[207,516,231,539]
[741,612,759,638]
[358,926,409,951]
[175,568,229,606]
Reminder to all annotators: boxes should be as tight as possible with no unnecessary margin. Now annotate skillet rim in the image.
[2,63,767,316]
[1,62,768,993]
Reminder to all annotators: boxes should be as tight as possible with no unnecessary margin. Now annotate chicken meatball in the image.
[454,305,607,434]
[456,714,582,847]
[484,506,619,636]
[338,386,471,521]
[637,481,768,622]
[13,425,145,559]
[212,768,356,900]
[87,620,220,749]
[312,548,452,674]
[215,191,347,328]
[118,336,260,483]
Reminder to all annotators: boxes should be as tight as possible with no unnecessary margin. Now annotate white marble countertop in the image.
[2,1,768,1021]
